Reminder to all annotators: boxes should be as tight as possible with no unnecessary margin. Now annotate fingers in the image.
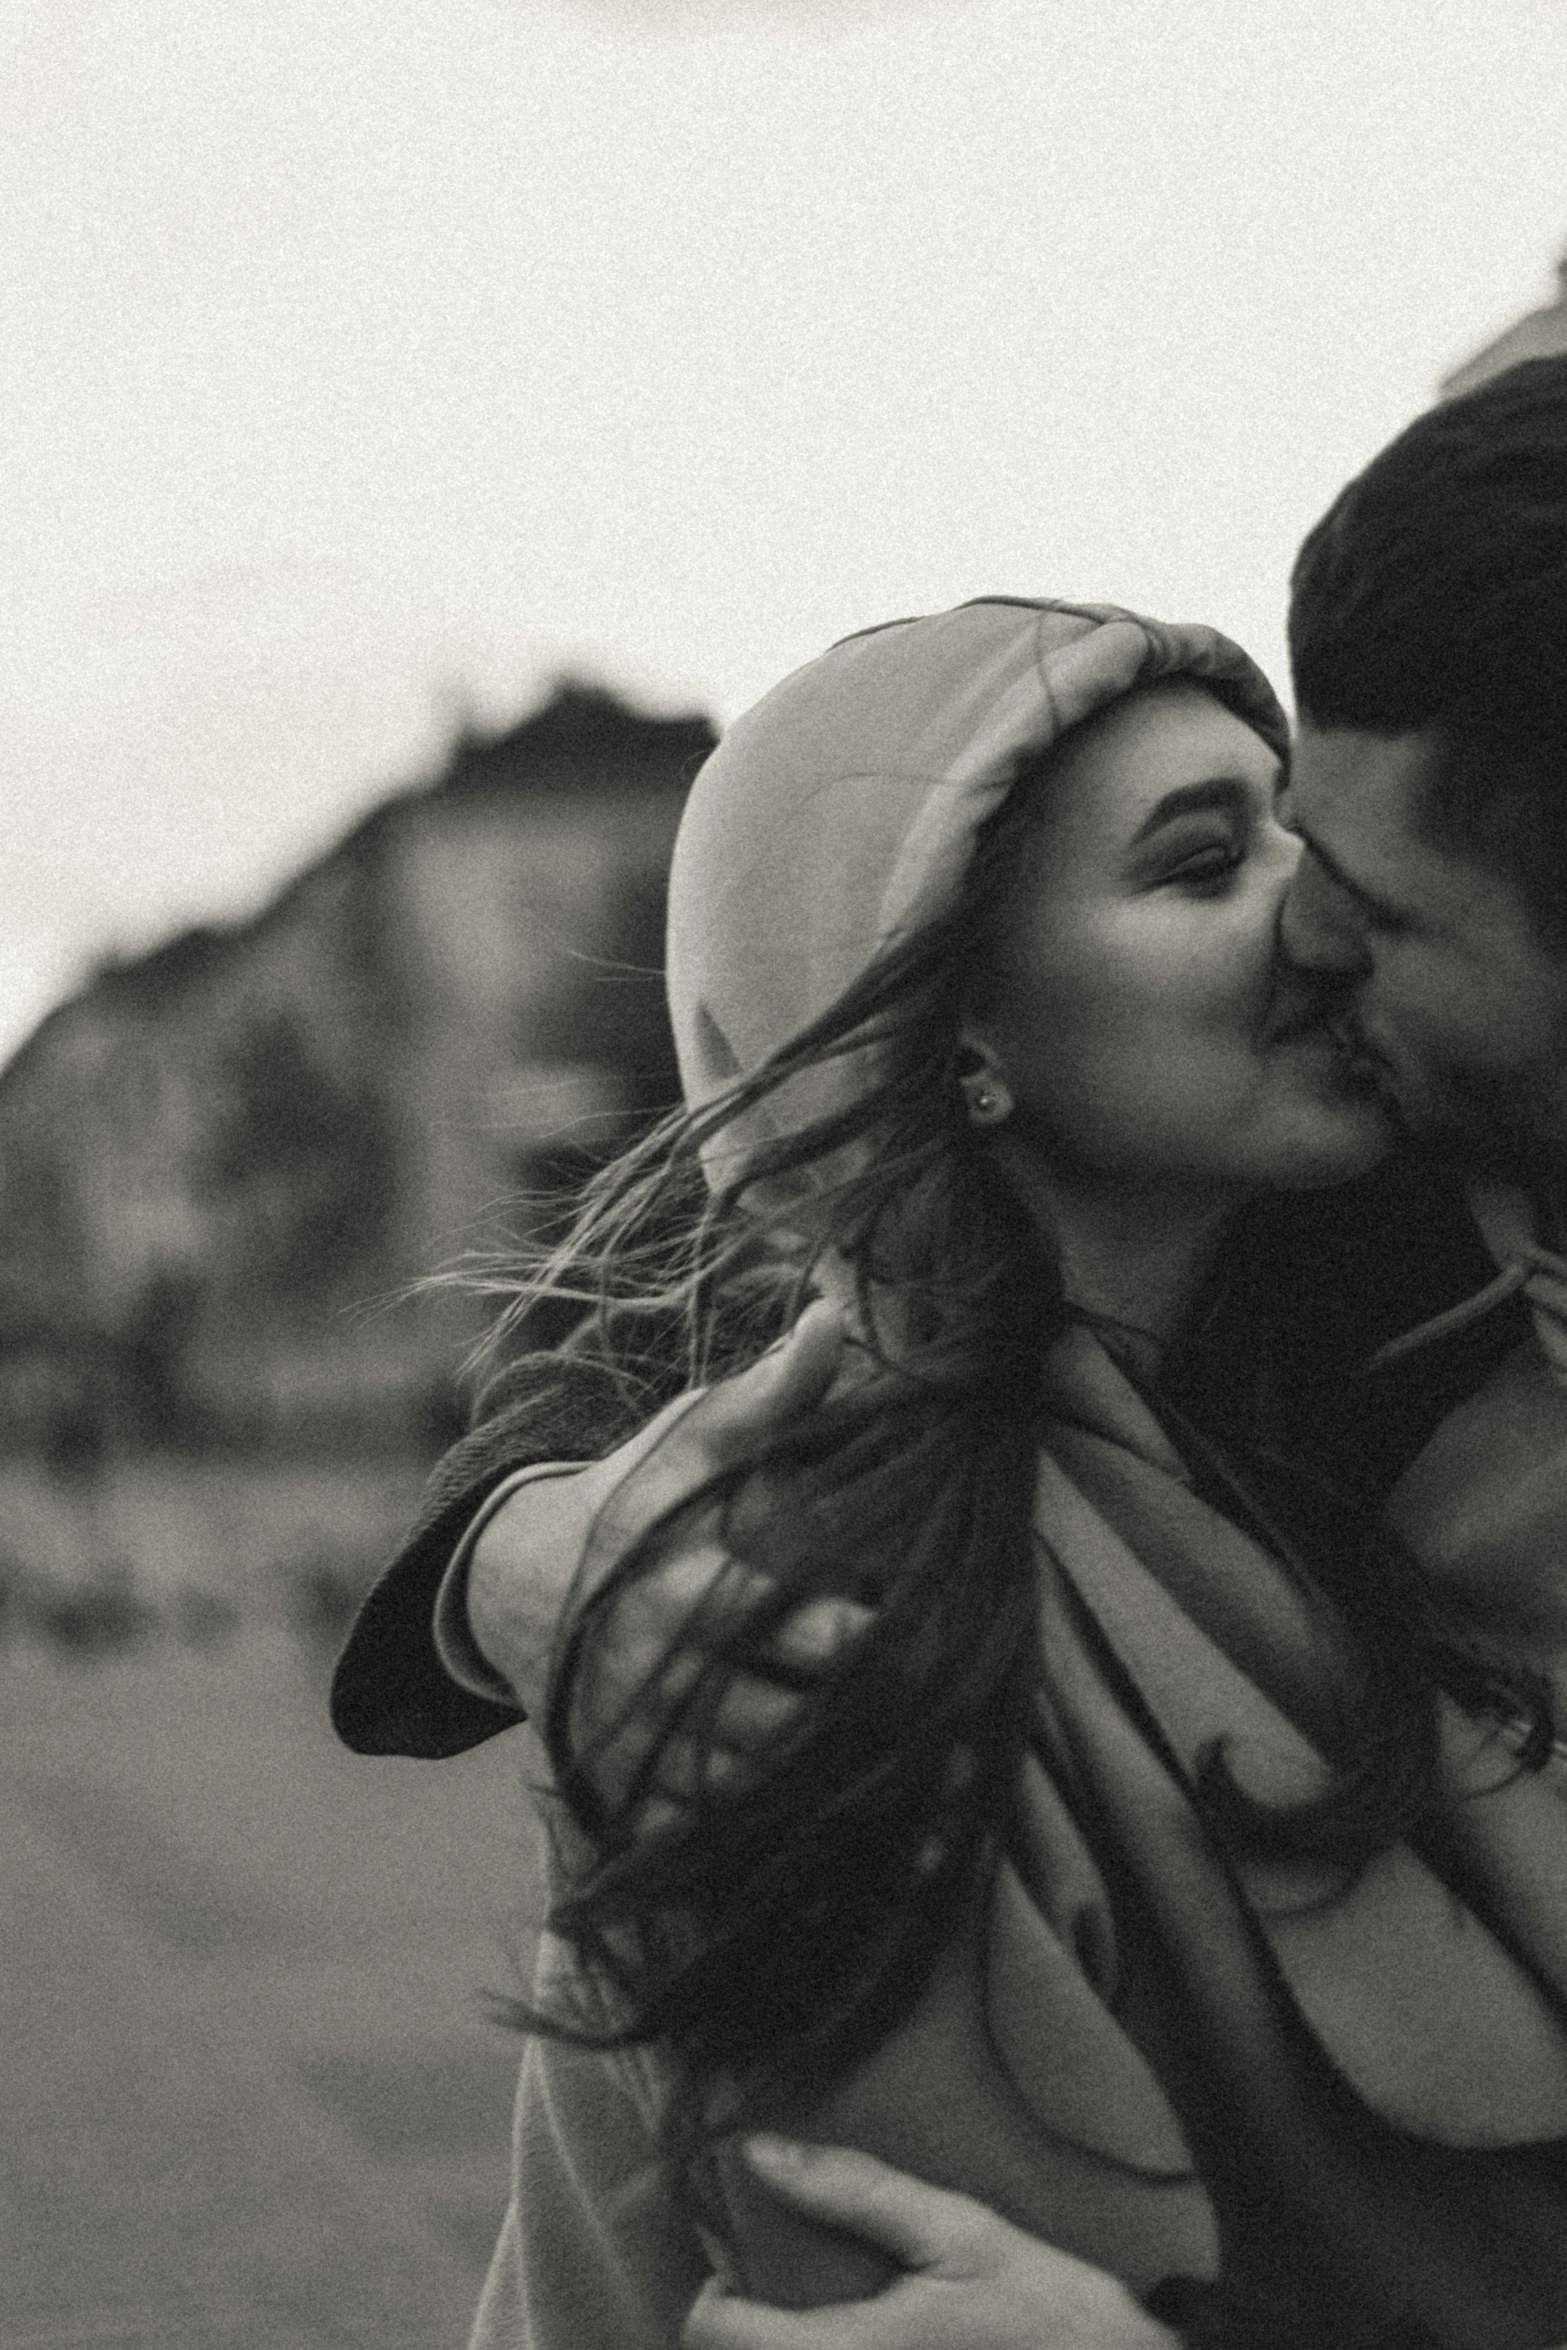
[720,1298,849,1433]
[705,1668,806,1749]
[739,2137,996,2275]
[681,2273,905,2350]
[684,2268,1179,2350]
[681,2274,856,2350]
[573,1568,870,1813]
[725,2143,1180,2350]
[593,1534,769,1667]
[592,1661,838,1825]
[585,1661,814,1819]
[559,1300,865,1811]
[593,1539,870,1694]
[763,1592,875,1677]
[570,1538,767,1745]
[568,1542,805,1808]
[630,1693,795,1802]
[607,1555,870,1689]
[581,1301,848,1578]
[571,1471,868,1799]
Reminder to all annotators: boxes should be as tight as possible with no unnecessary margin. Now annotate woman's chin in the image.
[1263,1096,1398,1190]
[1252,1029,1399,1188]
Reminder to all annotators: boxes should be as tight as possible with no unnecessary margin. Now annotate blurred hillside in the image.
[0,684,715,1465]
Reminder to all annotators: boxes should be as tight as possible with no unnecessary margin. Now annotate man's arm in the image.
[330,1304,861,1768]
[330,1348,654,1757]
[338,1326,1192,2349]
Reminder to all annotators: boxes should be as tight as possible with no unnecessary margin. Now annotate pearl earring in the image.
[964,1078,1009,1126]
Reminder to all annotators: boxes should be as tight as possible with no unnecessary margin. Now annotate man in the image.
[1281,354,1567,1657]
[332,353,1567,2347]
[1285,353,1567,1186]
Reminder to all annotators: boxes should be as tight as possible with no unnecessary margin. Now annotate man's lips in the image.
[1263,983,1371,1058]
[1264,995,1341,1047]
[1322,1011,1376,1067]
[1264,1001,1390,1092]
[1319,1013,1402,1107]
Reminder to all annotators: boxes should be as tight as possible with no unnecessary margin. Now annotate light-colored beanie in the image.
[667,596,1288,1184]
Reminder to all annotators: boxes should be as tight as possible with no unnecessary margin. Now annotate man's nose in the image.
[1278,851,1373,976]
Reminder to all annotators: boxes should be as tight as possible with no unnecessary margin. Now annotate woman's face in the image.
[970,681,1393,1197]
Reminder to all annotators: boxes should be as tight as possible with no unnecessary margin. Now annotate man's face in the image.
[1280,724,1567,1178]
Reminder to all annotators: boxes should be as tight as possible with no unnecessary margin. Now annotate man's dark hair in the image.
[1289,353,1567,937]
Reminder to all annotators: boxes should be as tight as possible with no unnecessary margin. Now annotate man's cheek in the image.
[1371,971,1461,1073]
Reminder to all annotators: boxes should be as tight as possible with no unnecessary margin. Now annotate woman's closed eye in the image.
[1159,839,1243,892]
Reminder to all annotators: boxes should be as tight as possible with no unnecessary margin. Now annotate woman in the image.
[334,599,1567,2348]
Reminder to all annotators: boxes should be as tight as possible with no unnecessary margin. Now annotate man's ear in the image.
[955,1026,1013,1129]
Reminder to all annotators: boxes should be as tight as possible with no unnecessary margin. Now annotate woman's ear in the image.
[955,1029,1013,1129]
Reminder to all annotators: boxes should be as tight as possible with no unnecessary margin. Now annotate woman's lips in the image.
[1265,992,1367,1062]
[1263,990,1337,1047]
[1320,1014,1393,1098]
[1323,1012,1375,1066]
[1266,1004,1389,1098]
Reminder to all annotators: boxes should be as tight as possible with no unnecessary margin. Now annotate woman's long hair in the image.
[483,772,1067,2188]
[477,746,1552,2200]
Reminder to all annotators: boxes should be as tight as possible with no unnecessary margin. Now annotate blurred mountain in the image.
[0,684,715,1460]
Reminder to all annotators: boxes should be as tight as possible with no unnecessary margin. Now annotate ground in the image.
[0,1457,550,2350]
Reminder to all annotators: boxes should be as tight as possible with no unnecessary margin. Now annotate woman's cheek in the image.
[1133,903,1260,1032]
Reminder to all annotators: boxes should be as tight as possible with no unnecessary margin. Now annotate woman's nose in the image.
[1278,849,1373,975]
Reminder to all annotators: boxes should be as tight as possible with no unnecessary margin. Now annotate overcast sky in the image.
[2,0,1565,1061]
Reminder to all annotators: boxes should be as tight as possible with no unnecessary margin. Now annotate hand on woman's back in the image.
[466,1301,873,1820]
[681,2139,1180,2350]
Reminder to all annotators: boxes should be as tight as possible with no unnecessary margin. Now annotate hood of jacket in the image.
[666,596,1288,1186]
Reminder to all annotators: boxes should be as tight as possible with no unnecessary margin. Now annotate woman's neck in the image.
[999,1148,1245,1357]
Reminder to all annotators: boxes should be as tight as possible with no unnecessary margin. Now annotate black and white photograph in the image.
[4,3,1567,2344]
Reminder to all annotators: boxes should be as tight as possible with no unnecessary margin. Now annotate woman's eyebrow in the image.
[1129,777,1251,845]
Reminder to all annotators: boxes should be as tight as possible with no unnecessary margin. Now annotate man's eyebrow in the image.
[1287,814,1412,927]
[1129,777,1252,846]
